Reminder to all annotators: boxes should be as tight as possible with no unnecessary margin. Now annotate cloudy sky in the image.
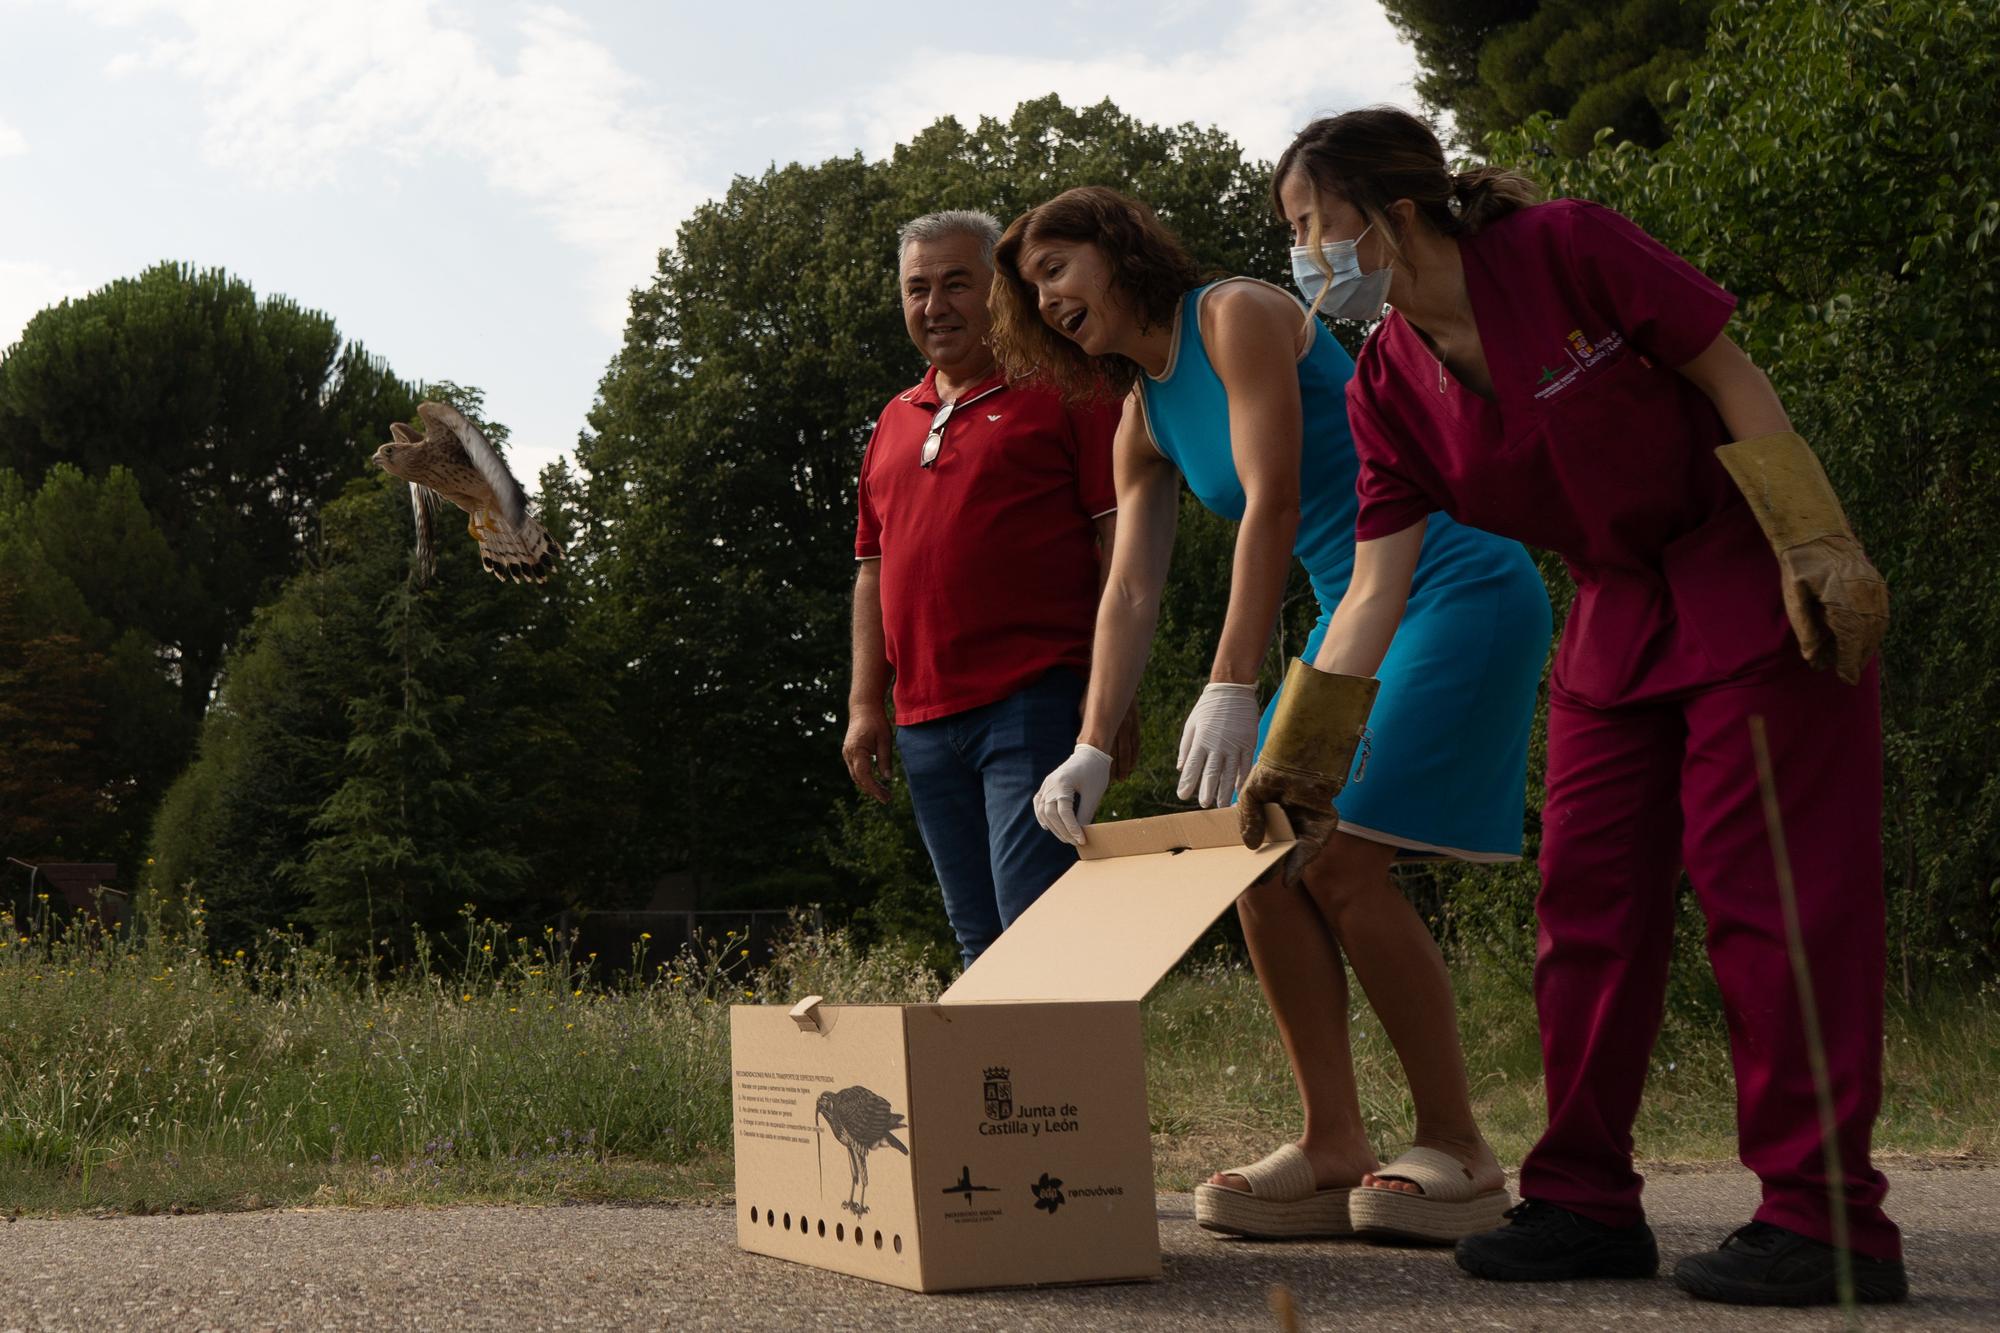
[0,0,1418,481]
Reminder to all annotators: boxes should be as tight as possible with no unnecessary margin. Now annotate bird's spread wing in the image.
[417,400,528,529]
[410,482,446,584]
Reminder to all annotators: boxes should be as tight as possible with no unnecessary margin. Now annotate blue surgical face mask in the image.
[1290,223,1391,322]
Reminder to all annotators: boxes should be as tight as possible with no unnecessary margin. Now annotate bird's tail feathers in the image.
[474,510,563,584]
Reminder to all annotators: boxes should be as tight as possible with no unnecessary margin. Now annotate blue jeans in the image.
[896,670,1084,968]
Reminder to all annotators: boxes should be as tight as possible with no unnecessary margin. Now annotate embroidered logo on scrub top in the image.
[1533,327,1627,401]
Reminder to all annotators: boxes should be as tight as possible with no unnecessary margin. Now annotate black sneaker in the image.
[1673,1221,1909,1306]
[1455,1199,1660,1282]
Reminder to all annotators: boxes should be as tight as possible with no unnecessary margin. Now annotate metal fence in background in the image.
[559,905,824,978]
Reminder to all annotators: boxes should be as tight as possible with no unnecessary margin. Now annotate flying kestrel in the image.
[370,401,562,584]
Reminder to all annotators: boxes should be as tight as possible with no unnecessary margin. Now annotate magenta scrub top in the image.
[1348,199,1793,708]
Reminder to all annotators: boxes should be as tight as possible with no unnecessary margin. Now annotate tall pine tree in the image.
[1382,0,1718,153]
[0,263,416,722]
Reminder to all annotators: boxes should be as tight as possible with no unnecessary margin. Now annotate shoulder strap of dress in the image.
[1195,275,1315,361]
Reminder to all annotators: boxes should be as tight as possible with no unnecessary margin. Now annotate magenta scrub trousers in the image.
[1527,655,1896,1260]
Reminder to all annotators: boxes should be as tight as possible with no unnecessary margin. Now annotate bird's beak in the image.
[370,446,390,469]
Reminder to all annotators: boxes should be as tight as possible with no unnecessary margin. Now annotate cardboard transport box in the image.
[730,805,1295,1293]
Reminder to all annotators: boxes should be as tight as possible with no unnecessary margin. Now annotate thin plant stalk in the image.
[1748,714,1857,1322]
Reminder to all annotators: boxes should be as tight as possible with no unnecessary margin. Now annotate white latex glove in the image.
[1176,682,1262,807]
[1034,743,1113,846]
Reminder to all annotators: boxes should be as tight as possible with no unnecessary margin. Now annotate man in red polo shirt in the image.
[844,209,1129,967]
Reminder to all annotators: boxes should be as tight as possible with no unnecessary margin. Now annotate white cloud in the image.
[820,0,1416,165]
[0,118,24,157]
[83,0,707,333]
[0,260,95,353]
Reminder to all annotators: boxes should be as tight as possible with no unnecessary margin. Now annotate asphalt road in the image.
[2,1163,1994,1330]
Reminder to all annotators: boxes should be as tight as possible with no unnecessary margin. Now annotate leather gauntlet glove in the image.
[1238,659,1379,885]
[1715,431,1889,684]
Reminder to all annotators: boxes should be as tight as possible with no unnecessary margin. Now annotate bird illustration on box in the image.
[813,1085,909,1217]
[370,400,562,586]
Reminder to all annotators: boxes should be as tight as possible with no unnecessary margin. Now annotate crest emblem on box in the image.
[983,1066,1013,1122]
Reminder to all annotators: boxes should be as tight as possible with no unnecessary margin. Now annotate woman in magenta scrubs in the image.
[1253,108,1902,1306]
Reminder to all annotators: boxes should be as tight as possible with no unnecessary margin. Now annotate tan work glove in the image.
[1238,659,1379,885]
[1714,431,1889,684]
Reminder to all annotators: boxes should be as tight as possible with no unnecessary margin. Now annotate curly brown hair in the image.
[989,186,1204,403]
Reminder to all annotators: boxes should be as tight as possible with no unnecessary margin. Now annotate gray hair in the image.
[897,209,1003,267]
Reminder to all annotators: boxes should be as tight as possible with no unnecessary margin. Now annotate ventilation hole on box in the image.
[854,1227,864,1247]
[817,1219,826,1238]
[783,1213,792,1230]
[893,1234,903,1255]
[749,1206,758,1224]
[836,1223,845,1241]
[873,1230,883,1250]
[1168,845,1189,855]
[766,1209,776,1228]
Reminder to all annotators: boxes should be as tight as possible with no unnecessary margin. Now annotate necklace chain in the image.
[1428,327,1450,395]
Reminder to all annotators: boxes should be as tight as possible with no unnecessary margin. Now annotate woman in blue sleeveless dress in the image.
[988,187,1551,1243]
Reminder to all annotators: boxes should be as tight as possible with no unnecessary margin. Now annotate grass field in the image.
[1,901,1992,1215]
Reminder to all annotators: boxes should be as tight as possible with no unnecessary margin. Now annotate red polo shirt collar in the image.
[903,363,1007,410]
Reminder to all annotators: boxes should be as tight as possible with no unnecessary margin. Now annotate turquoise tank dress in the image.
[1137,279,1551,859]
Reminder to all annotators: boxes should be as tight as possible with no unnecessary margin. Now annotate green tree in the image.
[150,390,638,959]
[0,466,189,866]
[0,262,417,722]
[0,571,112,860]
[1383,0,1717,154]
[1479,0,2000,988]
[146,476,400,950]
[581,95,1293,918]
[1380,0,1539,139]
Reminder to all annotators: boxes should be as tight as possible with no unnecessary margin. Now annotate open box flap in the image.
[938,806,1294,1005]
